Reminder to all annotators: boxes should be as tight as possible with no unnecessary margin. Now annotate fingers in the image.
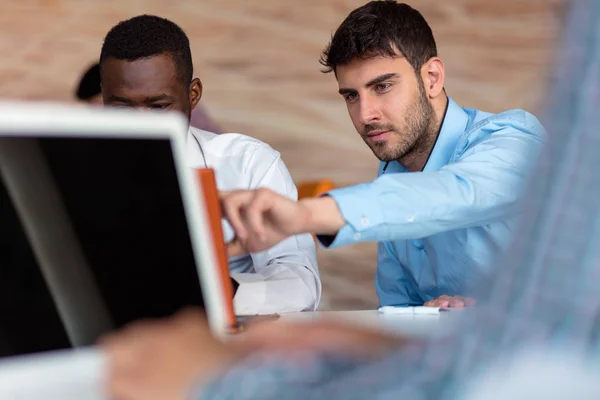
[100,319,158,349]
[244,188,275,243]
[226,237,247,258]
[172,306,207,324]
[100,308,206,354]
[424,295,451,307]
[445,296,476,308]
[448,297,465,308]
[239,322,309,353]
[463,297,476,307]
[220,190,252,242]
[101,320,161,388]
[437,300,450,308]
[220,189,275,244]
[424,295,475,308]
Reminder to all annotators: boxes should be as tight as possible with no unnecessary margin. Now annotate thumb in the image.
[227,237,248,258]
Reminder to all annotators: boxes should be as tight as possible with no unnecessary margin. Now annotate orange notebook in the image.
[193,168,238,332]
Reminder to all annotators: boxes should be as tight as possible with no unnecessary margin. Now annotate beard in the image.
[363,80,435,162]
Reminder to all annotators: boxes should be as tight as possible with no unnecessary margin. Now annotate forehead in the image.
[335,56,414,88]
[101,55,182,94]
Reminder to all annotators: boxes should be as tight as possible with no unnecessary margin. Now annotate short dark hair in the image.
[319,1,437,74]
[99,15,193,84]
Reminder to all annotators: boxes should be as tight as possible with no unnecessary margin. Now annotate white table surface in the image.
[278,309,467,338]
[0,348,105,400]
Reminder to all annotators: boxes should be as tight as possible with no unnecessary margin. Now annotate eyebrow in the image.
[144,94,174,103]
[338,73,400,95]
[107,94,174,103]
[107,95,134,103]
[365,73,399,87]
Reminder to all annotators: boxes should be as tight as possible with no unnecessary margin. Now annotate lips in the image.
[366,130,391,142]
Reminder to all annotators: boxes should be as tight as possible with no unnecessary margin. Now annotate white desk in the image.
[279,309,466,338]
[0,348,105,400]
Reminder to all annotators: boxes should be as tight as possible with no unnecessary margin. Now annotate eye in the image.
[149,103,171,110]
[344,93,358,103]
[374,83,392,92]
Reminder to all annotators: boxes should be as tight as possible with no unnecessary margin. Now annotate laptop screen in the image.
[0,136,205,357]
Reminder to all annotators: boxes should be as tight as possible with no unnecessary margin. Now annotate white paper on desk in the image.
[378,306,440,315]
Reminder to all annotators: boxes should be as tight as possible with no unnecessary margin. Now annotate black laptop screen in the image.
[0,136,205,357]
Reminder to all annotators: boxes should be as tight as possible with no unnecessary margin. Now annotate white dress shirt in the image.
[186,127,321,315]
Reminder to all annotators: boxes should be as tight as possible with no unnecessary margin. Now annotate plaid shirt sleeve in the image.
[195,350,440,400]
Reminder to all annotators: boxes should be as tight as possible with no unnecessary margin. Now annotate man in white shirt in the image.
[98,14,320,315]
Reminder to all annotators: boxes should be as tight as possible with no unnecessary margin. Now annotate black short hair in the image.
[75,63,100,100]
[319,1,437,74]
[99,15,193,84]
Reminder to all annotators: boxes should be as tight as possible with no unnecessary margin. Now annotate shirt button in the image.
[353,233,361,240]
[407,214,415,222]
[360,217,369,226]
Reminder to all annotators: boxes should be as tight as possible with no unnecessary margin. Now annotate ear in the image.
[420,57,445,99]
[189,78,203,109]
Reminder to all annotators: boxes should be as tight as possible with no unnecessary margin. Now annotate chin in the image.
[372,152,395,163]
[370,146,394,162]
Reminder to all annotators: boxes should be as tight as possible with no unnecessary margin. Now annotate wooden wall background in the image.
[0,0,565,309]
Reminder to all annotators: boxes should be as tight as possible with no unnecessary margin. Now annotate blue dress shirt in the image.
[318,97,546,306]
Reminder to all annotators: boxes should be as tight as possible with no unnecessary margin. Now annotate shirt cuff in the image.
[316,183,387,248]
[231,273,266,315]
[231,271,315,315]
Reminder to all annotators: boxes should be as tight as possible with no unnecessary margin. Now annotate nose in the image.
[358,95,381,126]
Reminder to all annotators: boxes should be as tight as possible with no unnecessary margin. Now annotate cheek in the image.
[172,97,191,113]
[382,95,411,124]
[346,104,363,128]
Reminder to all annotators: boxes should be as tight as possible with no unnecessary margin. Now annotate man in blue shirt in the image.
[221,1,546,308]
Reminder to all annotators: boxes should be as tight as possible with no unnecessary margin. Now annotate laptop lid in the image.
[0,102,233,357]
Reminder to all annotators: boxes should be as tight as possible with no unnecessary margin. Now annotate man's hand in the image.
[226,237,247,258]
[219,188,310,253]
[423,295,476,308]
[101,309,412,400]
[101,308,240,400]
[219,188,344,253]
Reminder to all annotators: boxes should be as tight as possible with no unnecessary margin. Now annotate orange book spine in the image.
[194,168,237,330]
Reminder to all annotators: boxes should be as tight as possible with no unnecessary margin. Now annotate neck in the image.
[398,94,448,172]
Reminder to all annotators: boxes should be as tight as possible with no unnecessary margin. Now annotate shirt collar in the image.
[422,96,469,172]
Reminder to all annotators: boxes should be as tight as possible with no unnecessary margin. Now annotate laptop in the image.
[0,102,237,397]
